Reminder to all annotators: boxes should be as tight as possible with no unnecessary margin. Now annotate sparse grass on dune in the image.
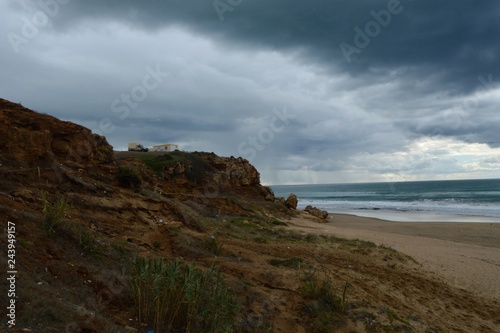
[132,257,238,333]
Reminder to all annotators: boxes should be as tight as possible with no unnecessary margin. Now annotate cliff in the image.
[0,98,114,169]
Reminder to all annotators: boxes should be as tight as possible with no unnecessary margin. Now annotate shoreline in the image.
[296,204,500,223]
[328,213,500,248]
[287,212,500,300]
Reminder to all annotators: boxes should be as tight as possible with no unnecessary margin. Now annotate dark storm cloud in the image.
[25,0,500,93]
[3,0,500,183]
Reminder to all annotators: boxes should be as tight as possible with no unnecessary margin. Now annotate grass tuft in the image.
[205,235,223,255]
[40,192,71,235]
[73,225,101,257]
[132,257,237,333]
[300,275,348,332]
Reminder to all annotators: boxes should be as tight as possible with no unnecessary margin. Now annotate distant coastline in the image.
[322,209,500,223]
[271,178,500,223]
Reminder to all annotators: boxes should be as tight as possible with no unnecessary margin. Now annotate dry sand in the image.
[288,213,500,300]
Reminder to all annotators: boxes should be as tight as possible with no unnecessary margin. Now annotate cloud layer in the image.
[1,0,500,183]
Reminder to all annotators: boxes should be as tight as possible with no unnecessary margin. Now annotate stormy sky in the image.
[1,0,499,184]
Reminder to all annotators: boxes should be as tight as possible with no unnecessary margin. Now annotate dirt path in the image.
[288,213,500,300]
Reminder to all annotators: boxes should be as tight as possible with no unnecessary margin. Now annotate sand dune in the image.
[288,213,500,300]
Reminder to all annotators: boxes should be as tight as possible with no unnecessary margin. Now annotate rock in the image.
[161,152,264,197]
[285,193,298,209]
[304,205,329,220]
[262,186,275,202]
[0,98,114,169]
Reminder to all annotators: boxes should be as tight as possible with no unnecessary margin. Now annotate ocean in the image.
[271,179,500,223]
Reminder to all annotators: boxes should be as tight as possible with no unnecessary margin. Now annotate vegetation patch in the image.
[138,153,179,176]
[139,151,216,183]
[300,276,349,333]
[270,219,288,226]
[40,192,71,235]
[116,166,141,189]
[73,225,101,257]
[132,257,237,333]
[204,235,223,255]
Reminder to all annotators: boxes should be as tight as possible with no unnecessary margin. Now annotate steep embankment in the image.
[1,98,499,333]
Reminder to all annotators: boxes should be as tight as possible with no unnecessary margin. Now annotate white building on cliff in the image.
[151,143,179,152]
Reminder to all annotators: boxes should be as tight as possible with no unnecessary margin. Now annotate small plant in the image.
[73,225,100,257]
[205,235,223,255]
[340,281,350,314]
[300,275,347,332]
[40,192,71,235]
[116,166,141,189]
[132,257,237,333]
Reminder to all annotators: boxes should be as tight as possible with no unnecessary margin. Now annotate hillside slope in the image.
[1,98,498,333]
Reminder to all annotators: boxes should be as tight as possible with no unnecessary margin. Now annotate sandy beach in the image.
[288,213,500,300]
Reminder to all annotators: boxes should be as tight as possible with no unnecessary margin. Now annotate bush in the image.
[116,166,141,189]
[132,257,237,333]
[40,192,71,235]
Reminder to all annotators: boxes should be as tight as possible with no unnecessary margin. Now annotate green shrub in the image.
[139,154,176,177]
[40,192,71,235]
[132,257,237,333]
[116,166,141,189]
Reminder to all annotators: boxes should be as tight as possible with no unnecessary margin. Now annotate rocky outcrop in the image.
[263,186,276,202]
[285,193,298,209]
[304,205,329,220]
[202,153,261,187]
[0,97,277,204]
[0,98,114,169]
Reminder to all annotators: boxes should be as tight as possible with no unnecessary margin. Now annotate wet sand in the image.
[288,212,500,300]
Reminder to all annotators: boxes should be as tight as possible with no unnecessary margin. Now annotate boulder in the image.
[285,193,298,209]
[304,205,329,220]
[262,186,275,202]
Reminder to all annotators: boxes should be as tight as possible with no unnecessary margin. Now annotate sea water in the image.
[271,179,500,222]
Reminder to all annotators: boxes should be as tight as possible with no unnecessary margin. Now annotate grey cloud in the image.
[3,0,500,183]
[25,0,499,92]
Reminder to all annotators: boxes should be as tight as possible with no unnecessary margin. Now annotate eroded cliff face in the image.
[0,98,114,169]
[154,151,270,197]
[0,97,274,201]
